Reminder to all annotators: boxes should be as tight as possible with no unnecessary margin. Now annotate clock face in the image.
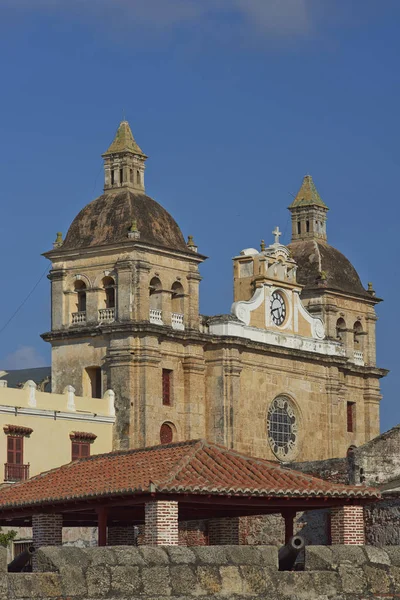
[270,291,286,326]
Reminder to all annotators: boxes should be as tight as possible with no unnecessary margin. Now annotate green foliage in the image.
[0,527,17,548]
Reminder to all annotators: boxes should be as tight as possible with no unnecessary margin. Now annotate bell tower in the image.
[289,175,328,242]
[102,121,147,193]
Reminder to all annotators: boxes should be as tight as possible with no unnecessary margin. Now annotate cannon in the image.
[278,535,305,571]
[8,546,35,573]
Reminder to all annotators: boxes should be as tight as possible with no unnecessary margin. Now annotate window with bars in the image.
[160,422,174,445]
[347,402,355,433]
[162,369,172,406]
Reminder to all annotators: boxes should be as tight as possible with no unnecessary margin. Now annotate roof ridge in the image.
[157,440,206,488]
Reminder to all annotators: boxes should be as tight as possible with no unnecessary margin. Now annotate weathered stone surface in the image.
[165,546,196,564]
[338,564,367,594]
[305,545,334,571]
[142,566,171,596]
[363,565,391,595]
[220,566,243,595]
[8,573,61,598]
[86,565,111,597]
[192,547,228,565]
[139,547,169,565]
[170,565,197,595]
[386,546,400,566]
[89,546,117,566]
[111,565,140,594]
[59,566,87,597]
[330,545,367,567]
[113,547,146,566]
[226,546,263,565]
[364,546,391,565]
[240,565,276,595]
[196,566,222,594]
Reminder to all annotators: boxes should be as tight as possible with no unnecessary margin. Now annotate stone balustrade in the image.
[71,311,86,325]
[149,308,163,324]
[99,307,115,322]
[171,313,184,330]
[353,350,364,366]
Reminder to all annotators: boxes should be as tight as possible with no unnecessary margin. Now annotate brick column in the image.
[330,506,365,545]
[209,518,240,545]
[32,514,63,571]
[108,526,137,546]
[144,501,179,546]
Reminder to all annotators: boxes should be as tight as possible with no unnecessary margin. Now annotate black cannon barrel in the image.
[8,546,35,573]
[278,535,305,571]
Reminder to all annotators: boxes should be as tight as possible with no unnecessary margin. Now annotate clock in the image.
[270,291,286,326]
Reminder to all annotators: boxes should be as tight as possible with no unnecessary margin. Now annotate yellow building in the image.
[0,379,114,484]
[40,120,387,463]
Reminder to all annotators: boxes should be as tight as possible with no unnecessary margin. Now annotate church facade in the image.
[42,121,386,462]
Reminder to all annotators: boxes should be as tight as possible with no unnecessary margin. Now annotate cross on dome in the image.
[272,226,282,245]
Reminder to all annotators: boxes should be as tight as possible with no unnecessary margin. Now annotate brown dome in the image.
[63,191,188,252]
[288,239,370,298]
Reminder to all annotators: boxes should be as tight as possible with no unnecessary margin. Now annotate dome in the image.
[288,239,370,298]
[62,191,188,252]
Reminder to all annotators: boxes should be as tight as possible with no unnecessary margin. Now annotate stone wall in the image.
[3,545,400,599]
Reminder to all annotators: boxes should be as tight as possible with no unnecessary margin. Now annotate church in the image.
[42,120,386,463]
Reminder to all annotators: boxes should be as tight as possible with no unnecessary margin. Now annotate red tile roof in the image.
[0,440,379,510]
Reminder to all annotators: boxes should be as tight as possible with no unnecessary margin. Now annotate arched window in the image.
[336,318,346,341]
[111,170,115,185]
[306,220,310,233]
[84,366,102,399]
[119,168,124,184]
[102,276,115,309]
[74,280,87,313]
[136,170,141,185]
[130,168,134,183]
[171,281,184,315]
[353,321,363,347]
[160,422,174,445]
[149,277,162,310]
[297,222,301,235]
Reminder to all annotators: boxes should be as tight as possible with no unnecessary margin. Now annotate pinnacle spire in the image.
[288,175,328,242]
[102,121,147,193]
[103,121,146,157]
[289,175,328,209]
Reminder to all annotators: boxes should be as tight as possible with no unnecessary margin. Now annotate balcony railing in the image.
[4,463,29,482]
[353,350,364,366]
[171,313,184,330]
[72,311,86,325]
[99,308,115,322]
[149,308,163,324]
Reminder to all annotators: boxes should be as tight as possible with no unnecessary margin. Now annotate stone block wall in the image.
[3,545,400,599]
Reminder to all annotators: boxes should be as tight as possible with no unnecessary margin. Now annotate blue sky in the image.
[0,1,399,433]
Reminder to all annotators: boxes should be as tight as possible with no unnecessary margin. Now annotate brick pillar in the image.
[32,514,63,571]
[209,518,240,545]
[330,506,365,545]
[144,501,179,546]
[108,526,137,546]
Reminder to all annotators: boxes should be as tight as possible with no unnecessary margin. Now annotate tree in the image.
[0,527,17,548]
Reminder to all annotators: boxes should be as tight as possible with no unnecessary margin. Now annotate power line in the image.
[0,265,50,336]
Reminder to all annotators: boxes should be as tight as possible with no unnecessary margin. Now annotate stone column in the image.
[116,259,134,322]
[48,269,66,330]
[330,506,365,545]
[144,501,179,546]
[106,346,136,450]
[208,518,240,545]
[86,288,100,325]
[134,260,151,322]
[365,312,377,366]
[32,514,63,571]
[183,354,206,440]
[186,271,202,329]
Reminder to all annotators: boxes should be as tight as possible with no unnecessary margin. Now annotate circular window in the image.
[267,396,298,460]
[160,422,174,445]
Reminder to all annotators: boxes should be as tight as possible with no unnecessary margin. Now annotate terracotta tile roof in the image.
[0,440,379,511]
